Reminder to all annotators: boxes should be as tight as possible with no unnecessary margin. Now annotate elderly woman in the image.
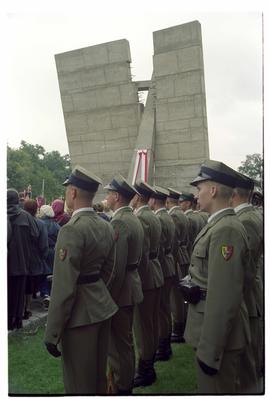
[39,205,60,308]
[51,199,71,227]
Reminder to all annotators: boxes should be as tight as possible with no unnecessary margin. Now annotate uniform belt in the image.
[149,252,158,260]
[77,273,100,285]
[165,247,172,255]
[126,263,138,271]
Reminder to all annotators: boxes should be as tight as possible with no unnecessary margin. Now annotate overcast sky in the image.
[3,2,265,172]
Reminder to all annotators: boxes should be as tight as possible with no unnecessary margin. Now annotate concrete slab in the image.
[153,20,202,54]
[56,22,209,189]
[80,68,107,88]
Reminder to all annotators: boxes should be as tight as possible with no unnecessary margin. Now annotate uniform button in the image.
[53,333,58,338]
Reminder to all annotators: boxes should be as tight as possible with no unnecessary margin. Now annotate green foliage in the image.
[8,326,197,394]
[238,153,263,186]
[7,141,71,203]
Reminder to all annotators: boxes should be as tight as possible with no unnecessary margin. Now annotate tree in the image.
[238,153,263,187]
[7,141,71,203]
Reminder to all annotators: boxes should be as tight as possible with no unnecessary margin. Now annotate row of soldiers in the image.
[44,159,263,395]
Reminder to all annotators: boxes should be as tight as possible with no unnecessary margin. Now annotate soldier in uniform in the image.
[166,188,189,343]
[149,186,175,361]
[183,160,251,394]
[104,174,144,395]
[44,165,118,395]
[179,192,198,256]
[130,181,164,387]
[192,197,208,230]
[231,174,264,392]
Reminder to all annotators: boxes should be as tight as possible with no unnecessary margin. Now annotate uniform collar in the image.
[134,205,149,215]
[207,207,234,223]
[154,207,167,215]
[72,207,94,217]
[184,209,193,215]
[168,206,180,215]
[234,203,251,213]
[113,206,132,217]
[193,208,235,247]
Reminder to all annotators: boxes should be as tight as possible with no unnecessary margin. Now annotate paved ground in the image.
[8,297,48,336]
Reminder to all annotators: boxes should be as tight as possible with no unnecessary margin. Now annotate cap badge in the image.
[221,245,233,261]
[59,248,67,261]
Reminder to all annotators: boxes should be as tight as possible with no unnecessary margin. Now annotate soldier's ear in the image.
[114,191,120,202]
[71,187,77,200]
[230,189,238,207]
[210,184,218,198]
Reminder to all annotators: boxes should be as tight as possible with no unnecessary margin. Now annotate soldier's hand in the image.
[197,357,218,376]
[45,342,61,358]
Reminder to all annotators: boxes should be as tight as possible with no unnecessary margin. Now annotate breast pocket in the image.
[191,245,208,277]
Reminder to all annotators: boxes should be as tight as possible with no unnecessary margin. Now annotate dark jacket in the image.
[28,218,49,275]
[41,217,60,274]
[7,206,39,276]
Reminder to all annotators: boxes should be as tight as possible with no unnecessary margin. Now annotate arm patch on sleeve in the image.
[221,245,233,261]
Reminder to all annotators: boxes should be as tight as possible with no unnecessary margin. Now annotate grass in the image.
[8,327,64,395]
[8,326,197,395]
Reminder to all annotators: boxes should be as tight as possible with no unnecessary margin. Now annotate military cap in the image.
[179,191,195,202]
[104,174,139,200]
[134,180,157,198]
[234,171,255,190]
[150,185,169,200]
[167,187,182,200]
[190,159,239,188]
[63,165,102,192]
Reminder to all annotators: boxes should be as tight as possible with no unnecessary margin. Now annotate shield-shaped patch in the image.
[59,248,67,261]
[221,245,233,261]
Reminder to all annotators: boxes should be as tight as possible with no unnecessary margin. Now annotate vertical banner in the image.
[132,149,155,185]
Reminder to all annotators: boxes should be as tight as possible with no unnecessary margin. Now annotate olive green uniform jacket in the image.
[133,205,163,360]
[168,206,189,272]
[108,206,144,390]
[235,204,264,384]
[185,209,199,257]
[168,206,189,328]
[135,205,163,290]
[193,211,208,233]
[184,208,251,371]
[155,208,175,278]
[235,204,263,317]
[45,210,118,345]
[198,211,209,224]
[109,206,144,306]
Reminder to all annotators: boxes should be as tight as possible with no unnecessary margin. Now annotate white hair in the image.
[39,205,55,218]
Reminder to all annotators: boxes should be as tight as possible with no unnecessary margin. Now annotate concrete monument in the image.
[55,20,209,196]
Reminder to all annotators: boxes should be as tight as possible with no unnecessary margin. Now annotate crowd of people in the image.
[7,194,72,328]
[7,159,263,395]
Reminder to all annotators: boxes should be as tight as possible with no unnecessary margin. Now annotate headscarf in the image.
[52,199,70,226]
